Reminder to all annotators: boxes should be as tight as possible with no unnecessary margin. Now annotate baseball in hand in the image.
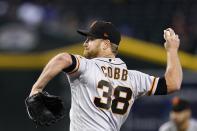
[165,30,170,36]
[163,28,180,51]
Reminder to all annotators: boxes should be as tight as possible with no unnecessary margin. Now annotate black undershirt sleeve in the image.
[62,54,77,73]
[154,77,168,95]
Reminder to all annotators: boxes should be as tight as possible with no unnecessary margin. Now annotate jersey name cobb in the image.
[94,63,132,115]
[101,66,128,81]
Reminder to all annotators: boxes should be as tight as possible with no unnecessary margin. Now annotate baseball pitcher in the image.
[25,21,182,131]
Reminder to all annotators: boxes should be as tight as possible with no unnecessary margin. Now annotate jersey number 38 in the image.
[94,80,132,115]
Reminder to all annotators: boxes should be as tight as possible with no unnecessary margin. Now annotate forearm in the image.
[165,49,183,93]
[31,62,62,93]
[30,53,72,96]
[163,28,183,93]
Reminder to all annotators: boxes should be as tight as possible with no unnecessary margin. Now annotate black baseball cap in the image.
[77,21,121,45]
[171,97,190,112]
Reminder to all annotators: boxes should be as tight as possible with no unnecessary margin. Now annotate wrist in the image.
[166,48,178,53]
[30,88,42,96]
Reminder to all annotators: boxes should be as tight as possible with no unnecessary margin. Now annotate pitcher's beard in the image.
[83,50,99,59]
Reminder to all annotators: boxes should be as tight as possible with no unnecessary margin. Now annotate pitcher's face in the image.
[83,37,103,59]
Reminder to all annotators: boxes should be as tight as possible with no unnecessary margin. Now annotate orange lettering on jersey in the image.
[114,67,120,79]
[121,69,128,81]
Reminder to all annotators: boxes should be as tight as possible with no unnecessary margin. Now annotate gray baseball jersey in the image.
[159,119,197,131]
[66,56,159,131]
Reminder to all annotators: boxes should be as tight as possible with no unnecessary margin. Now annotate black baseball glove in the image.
[25,91,65,127]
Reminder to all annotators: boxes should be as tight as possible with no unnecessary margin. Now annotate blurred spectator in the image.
[159,97,197,131]
[0,0,196,54]
[0,1,8,17]
[17,2,44,27]
[42,11,81,43]
[0,23,37,52]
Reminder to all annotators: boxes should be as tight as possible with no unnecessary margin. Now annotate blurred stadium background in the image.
[0,0,196,131]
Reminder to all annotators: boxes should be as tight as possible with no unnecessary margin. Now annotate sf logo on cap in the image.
[90,21,97,28]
